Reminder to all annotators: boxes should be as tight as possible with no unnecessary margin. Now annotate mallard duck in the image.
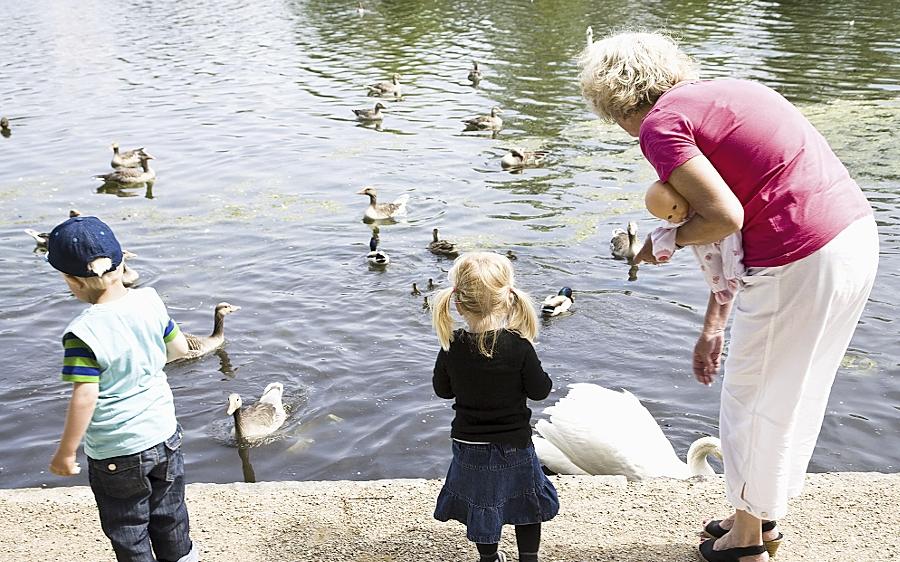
[500,148,549,169]
[352,102,386,122]
[428,228,458,257]
[110,143,150,168]
[367,73,402,96]
[462,106,503,131]
[411,282,421,296]
[358,187,409,221]
[586,25,593,48]
[95,154,155,184]
[541,287,573,316]
[610,221,640,261]
[226,383,287,441]
[366,236,390,266]
[176,302,241,361]
[467,60,482,83]
[533,383,722,480]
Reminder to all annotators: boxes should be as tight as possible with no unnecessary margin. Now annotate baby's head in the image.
[48,216,125,302]
[645,181,691,224]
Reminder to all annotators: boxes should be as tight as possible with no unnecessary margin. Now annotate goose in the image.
[352,102,386,122]
[357,187,409,221]
[541,287,573,316]
[226,383,287,441]
[462,106,503,131]
[367,73,402,96]
[175,302,241,361]
[428,228,458,257]
[110,143,150,168]
[411,282,421,296]
[467,60,482,83]
[500,148,549,169]
[533,383,723,480]
[610,221,640,261]
[366,236,390,266]
[95,154,155,184]
[586,25,593,48]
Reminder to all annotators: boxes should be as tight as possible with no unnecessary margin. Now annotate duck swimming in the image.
[0,116,10,135]
[227,383,287,441]
[467,60,482,83]
[586,25,593,48]
[500,148,549,169]
[110,143,151,168]
[367,73,402,96]
[366,236,390,266]
[353,102,386,122]
[96,154,155,184]
[541,287,573,316]
[610,221,640,261]
[462,106,503,131]
[358,187,409,221]
[428,228,458,257]
[175,302,241,361]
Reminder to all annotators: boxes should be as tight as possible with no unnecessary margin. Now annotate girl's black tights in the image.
[476,523,541,561]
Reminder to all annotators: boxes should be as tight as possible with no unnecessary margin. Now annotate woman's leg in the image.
[515,523,541,562]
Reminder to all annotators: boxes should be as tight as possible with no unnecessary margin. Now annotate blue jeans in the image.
[88,426,197,562]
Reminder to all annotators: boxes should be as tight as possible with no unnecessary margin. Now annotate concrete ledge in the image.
[2,473,897,561]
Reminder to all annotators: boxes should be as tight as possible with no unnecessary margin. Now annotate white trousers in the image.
[721,215,878,520]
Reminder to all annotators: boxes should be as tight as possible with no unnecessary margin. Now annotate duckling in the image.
[586,25,594,48]
[0,116,10,135]
[110,143,150,169]
[427,278,436,291]
[428,228,458,258]
[24,229,49,248]
[467,60,482,83]
[176,302,241,361]
[462,107,503,131]
[367,73,402,96]
[226,383,287,441]
[422,295,430,310]
[506,250,518,261]
[542,287,574,317]
[358,187,409,221]
[367,236,390,266]
[500,148,549,169]
[411,282,421,296]
[610,221,640,261]
[353,102,386,122]
[95,154,155,184]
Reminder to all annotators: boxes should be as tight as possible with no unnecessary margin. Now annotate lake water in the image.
[1,0,898,488]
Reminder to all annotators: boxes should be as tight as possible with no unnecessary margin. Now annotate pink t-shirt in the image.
[639,79,871,267]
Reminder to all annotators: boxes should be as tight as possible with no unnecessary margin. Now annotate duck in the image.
[357,187,409,221]
[366,236,390,266]
[352,102,386,122]
[176,302,241,361]
[541,287,573,316]
[500,148,549,169]
[120,250,140,287]
[427,278,436,291]
[505,250,518,261]
[586,25,593,48]
[428,228,458,257]
[95,154,155,184]
[467,60,482,83]
[0,116,10,134]
[110,143,150,169]
[24,209,90,249]
[422,295,430,310]
[356,1,365,15]
[533,383,722,480]
[411,282,421,296]
[610,221,640,261]
[462,106,503,131]
[367,73,402,96]
[226,383,287,441]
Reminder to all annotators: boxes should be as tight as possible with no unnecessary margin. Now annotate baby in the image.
[645,181,745,304]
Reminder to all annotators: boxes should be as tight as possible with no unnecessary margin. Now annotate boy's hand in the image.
[50,450,82,476]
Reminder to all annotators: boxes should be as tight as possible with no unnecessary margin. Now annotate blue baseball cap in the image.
[48,216,123,277]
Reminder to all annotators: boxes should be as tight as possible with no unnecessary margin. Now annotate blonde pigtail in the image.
[432,286,457,351]
[506,286,538,343]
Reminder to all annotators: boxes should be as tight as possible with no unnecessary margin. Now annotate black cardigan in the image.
[433,329,552,448]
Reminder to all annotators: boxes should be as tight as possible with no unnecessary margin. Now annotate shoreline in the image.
[2,473,897,561]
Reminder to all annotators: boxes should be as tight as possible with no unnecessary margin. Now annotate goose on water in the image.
[174,302,241,361]
[541,286,573,317]
[610,221,640,261]
[366,236,390,266]
[110,143,151,168]
[227,383,287,441]
[358,187,409,221]
[367,73,401,96]
[353,102,386,122]
[96,154,155,184]
[532,383,722,480]
[428,228,458,257]
[462,106,503,131]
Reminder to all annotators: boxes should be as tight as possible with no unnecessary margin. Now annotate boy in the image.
[47,215,198,562]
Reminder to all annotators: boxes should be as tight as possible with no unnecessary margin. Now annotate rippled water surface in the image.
[1,0,898,488]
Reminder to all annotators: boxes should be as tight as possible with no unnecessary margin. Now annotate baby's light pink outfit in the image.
[651,222,746,304]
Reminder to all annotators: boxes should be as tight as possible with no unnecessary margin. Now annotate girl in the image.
[431,252,559,562]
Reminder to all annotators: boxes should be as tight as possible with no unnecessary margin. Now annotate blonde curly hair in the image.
[578,31,699,122]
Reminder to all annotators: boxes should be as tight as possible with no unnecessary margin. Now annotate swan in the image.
[174,302,241,361]
[541,287,573,316]
[226,383,287,441]
[462,106,503,131]
[533,383,722,480]
[610,221,640,261]
[358,187,409,221]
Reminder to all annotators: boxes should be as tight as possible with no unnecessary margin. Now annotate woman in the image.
[579,32,878,562]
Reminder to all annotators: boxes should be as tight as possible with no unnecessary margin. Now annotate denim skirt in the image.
[434,441,559,543]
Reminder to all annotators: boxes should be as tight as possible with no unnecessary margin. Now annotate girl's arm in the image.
[693,292,734,385]
[50,382,99,476]
[432,350,454,398]
[522,344,552,400]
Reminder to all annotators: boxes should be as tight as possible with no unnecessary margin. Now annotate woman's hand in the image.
[49,449,81,476]
[693,330,724,385]
[632,235,659,265]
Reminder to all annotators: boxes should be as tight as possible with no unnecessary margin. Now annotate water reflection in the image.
[96,181,155,199]
[236,438,257,483]
[216,348,236,379]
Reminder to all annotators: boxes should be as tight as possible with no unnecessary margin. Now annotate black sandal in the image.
[698,539,766,561]
[703,520,782,557]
